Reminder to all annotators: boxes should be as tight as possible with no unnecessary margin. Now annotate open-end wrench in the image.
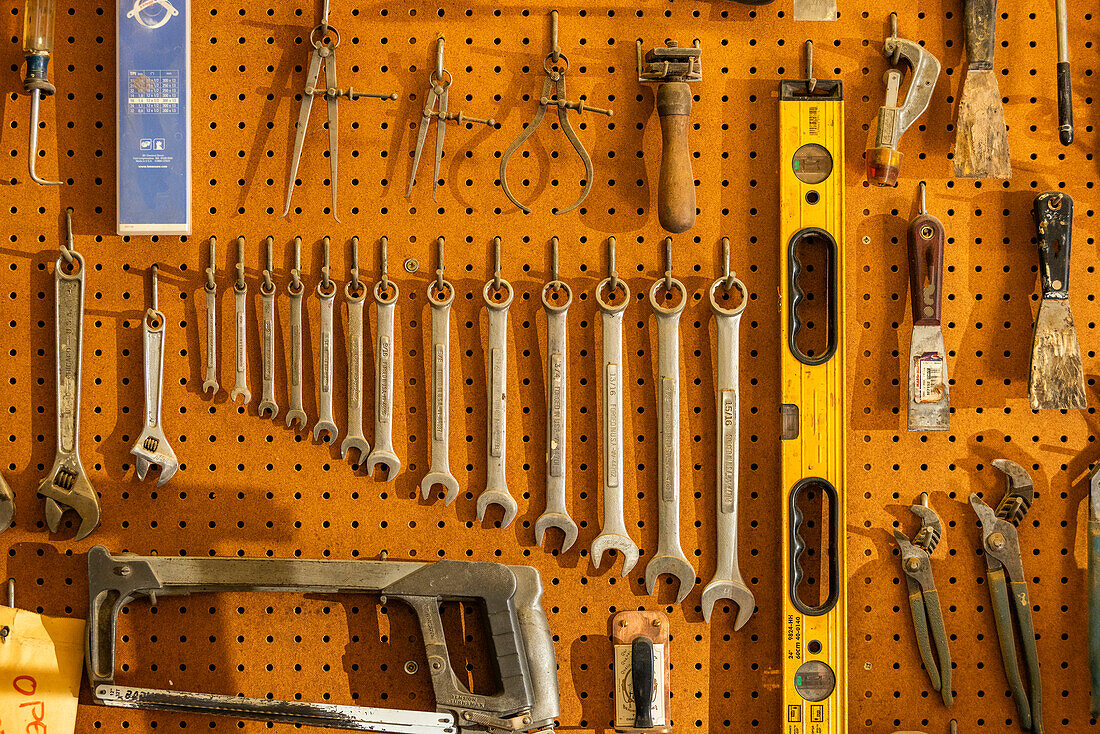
[421,237,459,504]
[477,238,518,529]
[535,238,578,553]
[285,237,307,430]
[590,239,639,576]
[366,238,401,479]
[202,236,219,395]
[644,241,696,605]
[341,237,370,463]
[314,238,338,444]
[37,209,99,540]
[701,244,754,630]
[230,236,251,404]
[129,265,178,486]
[258,237,279,419]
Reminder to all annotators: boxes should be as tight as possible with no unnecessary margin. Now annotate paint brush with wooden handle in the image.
[953,0,1010,179]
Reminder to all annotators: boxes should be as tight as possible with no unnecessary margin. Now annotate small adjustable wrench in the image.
[700,248,754,630]
[477,239,518,529]
[590,240,639,576]
[285,237,307,430]
[258,237,279,419]
[644,243,696,604]
[341,237,370,463]
[535,239,578,553]
[202,236,219,395]
[314,253,339,445]
[129,265,178,486]
[421,238,459,504]
[37,210,99,540]
[230,237,251,404]
[365,238,401,479]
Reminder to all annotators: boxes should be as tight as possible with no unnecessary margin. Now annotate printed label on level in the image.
[785,614,802,659]
[913,352,945,403]
[613,643,666,727]
[127,70,181,114]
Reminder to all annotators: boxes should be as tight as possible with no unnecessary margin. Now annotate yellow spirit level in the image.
[778,41,847,734]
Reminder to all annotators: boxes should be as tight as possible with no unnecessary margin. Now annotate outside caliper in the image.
[866,13,940,186]
[85,546,559,734]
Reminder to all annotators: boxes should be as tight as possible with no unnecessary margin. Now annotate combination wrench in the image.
[314,236,338,444]
[202,236,219,395]
[590,238,640,576]
[644,241,696,605]
[341,237,370,463]
[476,238,518,529]
[285,237,307,430]
[37,209,99,540]
[230,236,251,404]
[535,238,578,553]
[258,237,279,419]
[129,264,178,486]
[421,237,459,503]
[366,237,401,479]
[700,241,755,630]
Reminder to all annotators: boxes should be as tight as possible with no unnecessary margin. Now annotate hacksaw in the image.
[778,41,847,734]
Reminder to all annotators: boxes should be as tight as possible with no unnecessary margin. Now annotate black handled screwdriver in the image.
[1056,0,1073,145]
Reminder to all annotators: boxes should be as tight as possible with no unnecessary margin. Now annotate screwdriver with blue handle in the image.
[23,0,63,185]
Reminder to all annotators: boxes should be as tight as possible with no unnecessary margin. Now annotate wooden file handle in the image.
[656,82,696,234]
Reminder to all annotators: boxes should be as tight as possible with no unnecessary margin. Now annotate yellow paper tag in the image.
[0,606,85,734]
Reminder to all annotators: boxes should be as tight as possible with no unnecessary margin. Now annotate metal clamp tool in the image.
[202,237,219,395]
[701,239,754,630]
[644,239,695,605]
[86,546,560,734]
[129,264,177,486]
[315,236,339,444]
[258,237,279,419]
[421,237,459,504]
[366,237,401,479]
[892,492,952,707]
[406,36,495,202]
[341,237,370,463]
[535,238,577,553]
[38,209,99,540]
[283,0,397,221]
[970,460,1042,733]
[23,0,63,185]
[286,237,308,430]
[230,236,251,404]
[477,238,518,529]
[499,10,612,216]
[866,14,940,187]
[591,238,639,576]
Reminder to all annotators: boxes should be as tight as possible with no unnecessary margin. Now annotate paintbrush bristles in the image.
[954,70,1011,179]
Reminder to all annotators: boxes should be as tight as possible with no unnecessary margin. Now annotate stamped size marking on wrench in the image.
[341,237,370,463]
[230,237,251,404]
[421,237,459,503]
[590,238,639,575]
[37,209,99,540]
[535,238,578,552]
[644,241,696,604]
[258,237,279,419]
[129,265,178,486]
[285,237,307,430]
[366,238,401,479]
[701,241,754,629]
[314,238,338,444]
[477,238,518,528]
[202,237,219,395]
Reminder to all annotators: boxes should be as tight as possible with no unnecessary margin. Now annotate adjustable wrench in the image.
[644,259,695,604]
[258,238,279,419]
[590,256,639,576]
[341,273,370,463]
[535,246,578,553]
[700,265,754,630]
[285,238,307,430]
[421,239,459,503]
[37,220,99,541]
[477,251,517,529]
[230,237,251,404]
[314,278,339,444]
[129,265,178,486]
[202,237,218,395]
[365,240,401,479]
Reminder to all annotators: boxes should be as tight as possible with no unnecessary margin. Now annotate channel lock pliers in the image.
[970,459,1043,733]
[893,492,952,707]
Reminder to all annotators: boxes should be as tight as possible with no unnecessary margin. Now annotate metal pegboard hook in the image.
[262,236,274,293]
[291,236,302,291]
[721,236,736,291]
[235,236,246,291]
[205,236,216,292]
[150,263,159,312]
[549,236,561,292]
[805,40,817,93]
[492,236,503,291]
[608,236,620,293]
[550,9,560,63]
[436,34,445,80]
[5,578,12,608]
[350,236,362,291]
[319,0,331,34]
[435,236,446,291]
[919,180,927,215]
[663,236,673,292]
[61,207,74,264]
[379,236,390,294]
[321,236,332,290]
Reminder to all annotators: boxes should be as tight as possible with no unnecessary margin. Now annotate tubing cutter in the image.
[892,492,952,707]
[283,0,396,221]
[499,10,612,216]
[969,459,1043,733]
[866,14,940,187]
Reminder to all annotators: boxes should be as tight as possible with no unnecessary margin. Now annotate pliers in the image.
[969,459,1043,733]
[893,492,952,707]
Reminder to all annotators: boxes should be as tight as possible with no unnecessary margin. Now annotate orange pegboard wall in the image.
[0,1,1098,733]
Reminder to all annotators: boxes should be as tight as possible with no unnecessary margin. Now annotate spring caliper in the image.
[129,264,177,486]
